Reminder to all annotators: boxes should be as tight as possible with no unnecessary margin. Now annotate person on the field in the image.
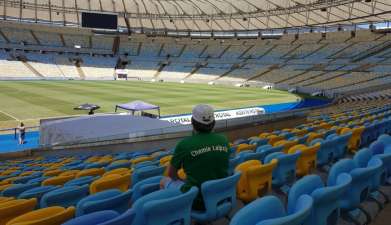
[18,122,25,144]
[161,104,230,210]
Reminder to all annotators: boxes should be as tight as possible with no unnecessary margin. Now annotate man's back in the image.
[171,132,230,192]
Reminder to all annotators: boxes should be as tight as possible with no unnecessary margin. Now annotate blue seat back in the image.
[230,196,286,225]
[18,185,60,204]
[132,166,165,187]
[1,182,40,197]
[265,152,301,186]
[40,185,89,208]
[63,210,120,225]
[353,148,373,168]
[195,172,241,221]
[131,176,163,202]
[64,176,99,187]
[76,189,133,216]
[259,195,313,225]
[143,187,198,225]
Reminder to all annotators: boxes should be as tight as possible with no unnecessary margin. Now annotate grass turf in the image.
[0,80,298,129]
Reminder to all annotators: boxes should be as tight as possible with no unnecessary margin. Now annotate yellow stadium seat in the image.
[59,170,80,177]
[235,159,277,203]
[103,168,132,177]
[85,156,100,163]
[0,197,14,204]
[43,170,63,177]
[90,174,130,194]
[131,156,153,165]
[341,126,365,153]
[42,175,75,186]
[6,206,75,225]
[258,133,270,139]
[267,135,284,145]
[273,140,298,153]
[159,155,173,166]
[19,171,36,177]
[177,168,186,180]
[0,180,12,186]
[0,198,37,225]
[236,144,256,153]
[305,132,323,144]
[0,184,13,192]
[75,168,105,178]
[288,143,320,177]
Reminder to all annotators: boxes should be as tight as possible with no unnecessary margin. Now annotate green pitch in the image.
[0,80,298,129]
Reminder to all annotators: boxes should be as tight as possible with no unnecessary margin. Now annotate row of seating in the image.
[0,101,390,224]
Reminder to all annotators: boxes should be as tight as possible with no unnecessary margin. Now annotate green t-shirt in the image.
[170,132,230,210]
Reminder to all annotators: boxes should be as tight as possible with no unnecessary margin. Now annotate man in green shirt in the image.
[161,104,230,210]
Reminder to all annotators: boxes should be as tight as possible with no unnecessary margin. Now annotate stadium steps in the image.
[75,64,86,80]
[183,63,206,80]
[21,61,45,78]
[246,64,281,82]
[153,61,170,78]
[275,64,325,84]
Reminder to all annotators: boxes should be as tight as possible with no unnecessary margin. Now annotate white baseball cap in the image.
[192,104,215,125]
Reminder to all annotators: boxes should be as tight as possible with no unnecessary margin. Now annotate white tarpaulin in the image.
[40,114,180,146]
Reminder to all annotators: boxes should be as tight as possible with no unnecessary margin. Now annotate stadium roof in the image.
[1,0,390,32]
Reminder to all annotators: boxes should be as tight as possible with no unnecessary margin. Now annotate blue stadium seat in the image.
[40,185,89,208]
[1,183,40,197]
[131,166,165,187]
[264,151,301,189]
[64,176,99,187]
[18,185,60,205]
[76,189,132,216]
[132,187,198,225]
[131,176,162,203]
[192,172,241,223]
[63,210,120,225]
[230,195,313,225]
[288,174,351,225]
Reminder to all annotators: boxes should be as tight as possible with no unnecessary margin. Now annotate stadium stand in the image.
[1,96,391,224]
[1,0,391,224]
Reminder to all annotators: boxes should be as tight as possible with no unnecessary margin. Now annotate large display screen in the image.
[81,12,117,29]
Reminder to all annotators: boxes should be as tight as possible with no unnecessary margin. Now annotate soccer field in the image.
[0,80,298,129]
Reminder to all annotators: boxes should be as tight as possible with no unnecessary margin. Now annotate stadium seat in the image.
[6,206,75,225]
[75,168,105,178]
[131,166,165,187]
[288,143,320,176]
[76,189,132,216]
[131,156,154,165]
[236,143,256,153]
[230,195,313,225]
[43,169,63,177]
[90,173,131,194]
[273,140,298,153]
[131,176,162,203]
[106,161,131,171]
[192,173,241,223]
[327,158,379,224]
[62,210,120,225]
[288,174,351,225]
[264,152,301,189]
[267,135,284,146]
[1,183,40,197]
[40,185,89,208]
[132,187,198,225]
[341,127,365,152]
[235,160,276,203]
[41,175,75,186]
[64,176,98,187]
[0,198,37,225]
[18,186,60,204]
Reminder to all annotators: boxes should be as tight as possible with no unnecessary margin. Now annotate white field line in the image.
[0,109,20,121]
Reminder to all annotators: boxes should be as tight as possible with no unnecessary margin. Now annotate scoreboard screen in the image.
[81,12,117,29]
